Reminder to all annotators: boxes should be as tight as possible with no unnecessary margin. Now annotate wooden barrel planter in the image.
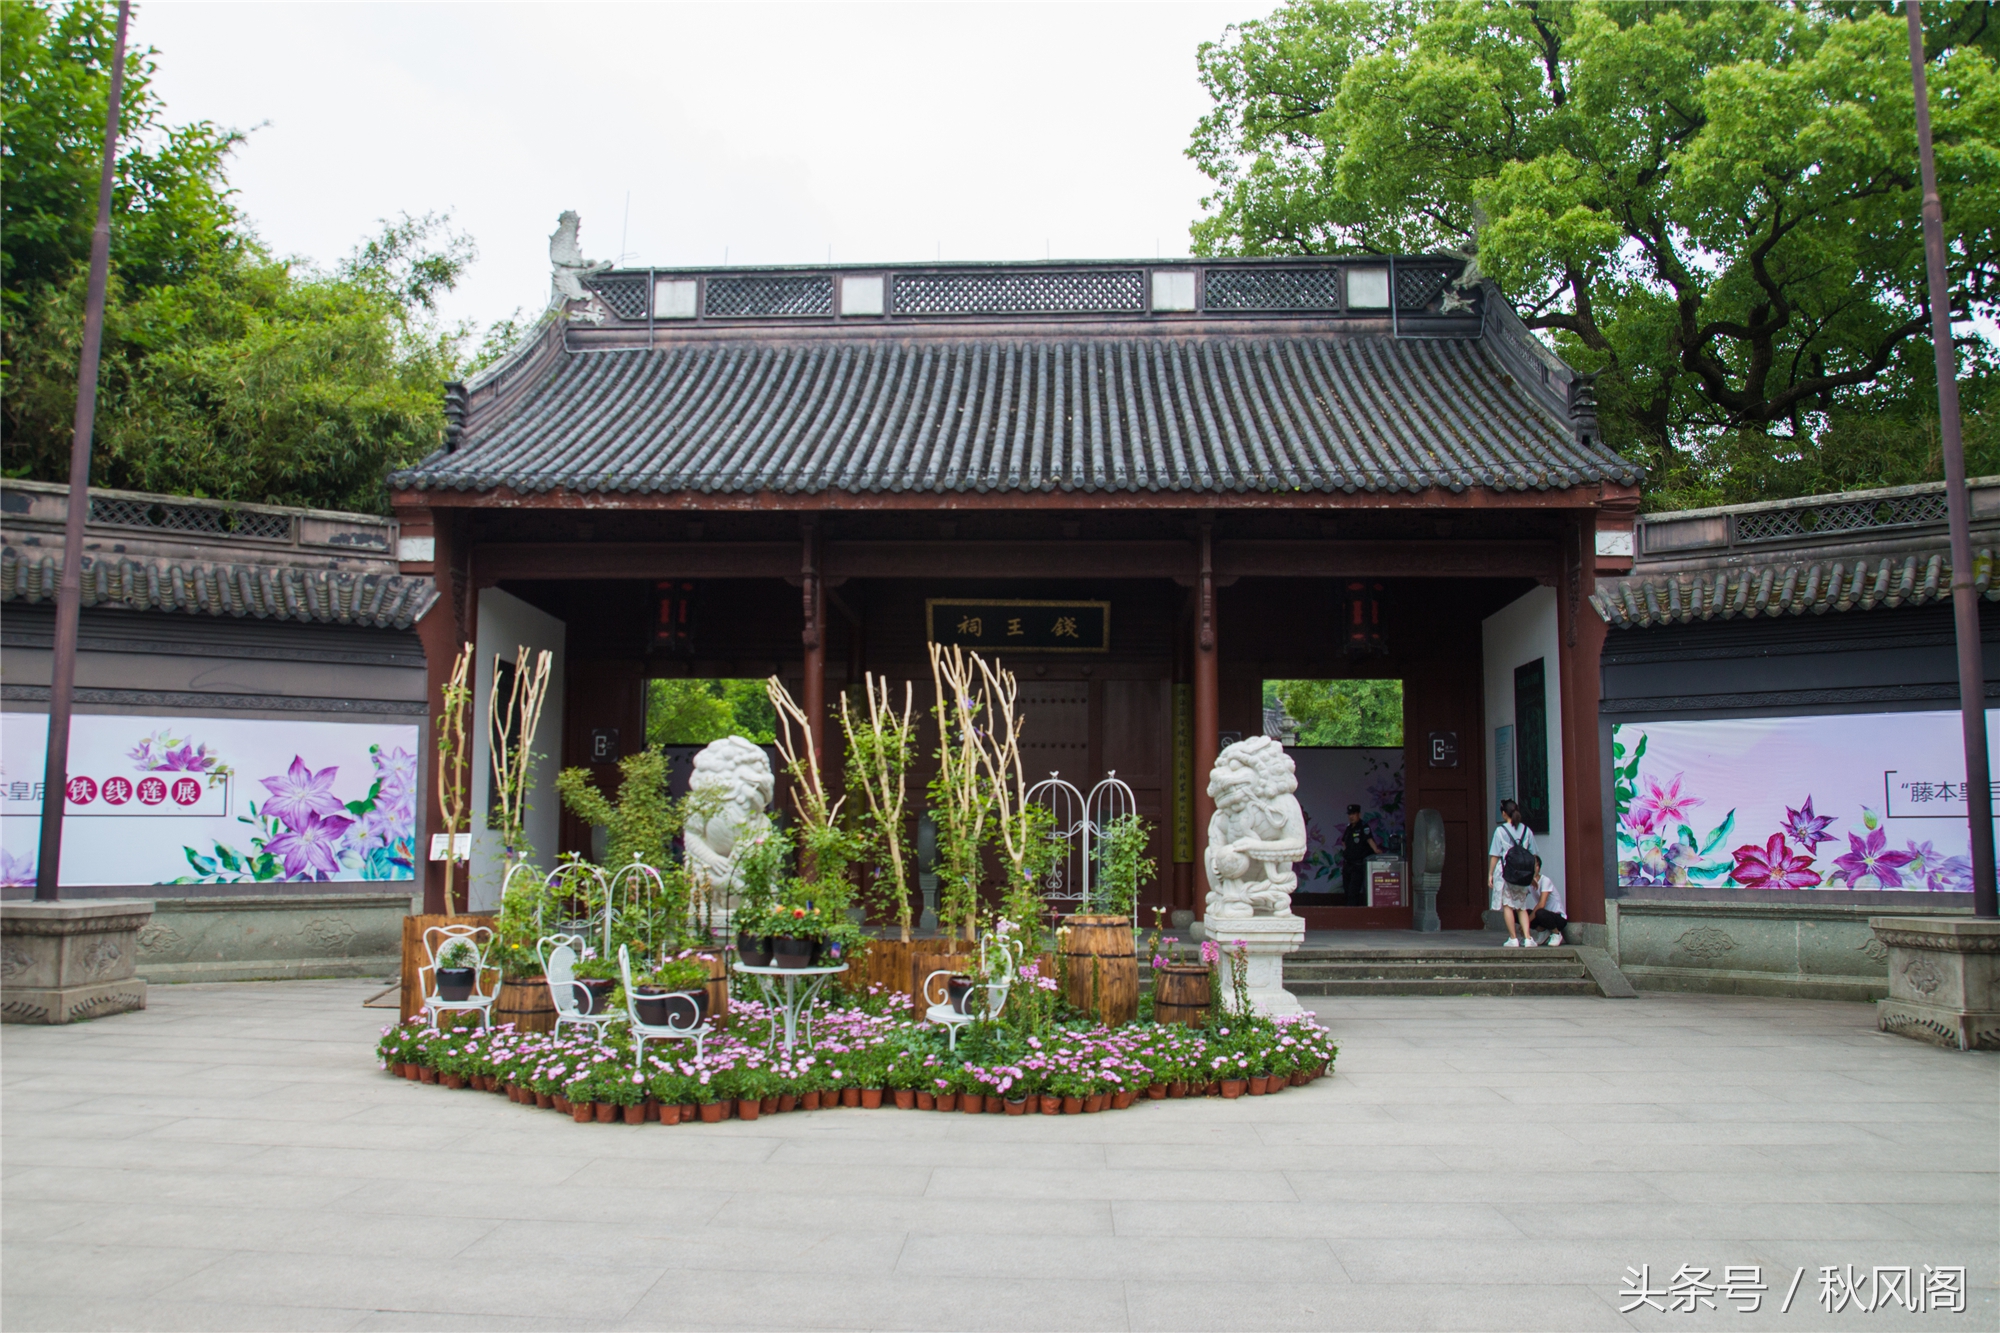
[1153,964,1212,1027]
[1059,913,1138,1027]
[700,953,729,1028]
[494,977,557,1033]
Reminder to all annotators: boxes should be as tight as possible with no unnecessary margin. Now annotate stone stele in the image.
[2,898,154,1024]
[1870,915,2000,1051]
[1202,736,1307,1015]
[683,737,774,932]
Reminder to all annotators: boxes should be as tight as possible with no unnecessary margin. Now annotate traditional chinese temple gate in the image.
[392,249,1639,936]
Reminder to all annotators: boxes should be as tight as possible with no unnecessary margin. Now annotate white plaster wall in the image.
[1481,586,1565,894]
[469,588,566,912]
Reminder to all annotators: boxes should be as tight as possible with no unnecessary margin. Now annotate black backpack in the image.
[1500,826,1537,886]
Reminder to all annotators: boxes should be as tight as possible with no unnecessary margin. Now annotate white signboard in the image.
[0,713,418,888]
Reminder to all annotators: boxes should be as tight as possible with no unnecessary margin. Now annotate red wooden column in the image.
[397,501,469,916]
[801,519,827,788]
[1557,509,1612,931]
[1192,521,1218,922]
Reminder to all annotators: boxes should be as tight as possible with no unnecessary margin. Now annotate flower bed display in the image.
[376,987,1337,1123]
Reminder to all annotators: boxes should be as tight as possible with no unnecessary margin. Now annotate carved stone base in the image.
[1203,913,1306,1016]
[2,899,153,1025]
[1869,916,2000,1052]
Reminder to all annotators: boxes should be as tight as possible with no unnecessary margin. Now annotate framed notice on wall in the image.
[926,599,1109,653]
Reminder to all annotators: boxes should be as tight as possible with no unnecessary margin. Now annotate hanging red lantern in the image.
[1341,579,1386,656]
[654,581,695,655]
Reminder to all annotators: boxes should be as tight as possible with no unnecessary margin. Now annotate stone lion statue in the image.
[684,737,774,919]
[1204,736,1307,919]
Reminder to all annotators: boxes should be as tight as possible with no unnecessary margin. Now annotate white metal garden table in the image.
[732,961,847,1060]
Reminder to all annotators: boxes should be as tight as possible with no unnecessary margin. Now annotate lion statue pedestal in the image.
[1197,736,1308,1015]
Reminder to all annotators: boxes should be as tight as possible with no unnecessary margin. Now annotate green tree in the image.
[646,679,778,747]
[1190,1,1999,508]
[1265,679,1403,746]
[3,1,474,514]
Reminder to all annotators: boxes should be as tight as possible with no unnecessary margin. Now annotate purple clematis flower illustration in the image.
[264,811,354,880]
[259,757,348,831]
[1730,834,1822,890]
[1831,827,1917,888]
[1781,797,1836,852]
[0,848,35,888]
[1904,840,1973,893]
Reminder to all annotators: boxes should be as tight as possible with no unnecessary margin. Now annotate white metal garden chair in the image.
[538,934,618,1040]
[922,929,1023,1051]
[419,923,499,1029]
[618,943,710,1066]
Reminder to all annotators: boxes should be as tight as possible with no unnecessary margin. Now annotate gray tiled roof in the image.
[394,336,1635,498]
[0,545,437,629]
[1592,546,2000,628]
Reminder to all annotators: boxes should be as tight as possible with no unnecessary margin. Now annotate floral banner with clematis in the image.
[1612,711,1998,893]
[0,713,418,887]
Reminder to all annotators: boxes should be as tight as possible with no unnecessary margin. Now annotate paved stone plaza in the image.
[2,981,1992,1332]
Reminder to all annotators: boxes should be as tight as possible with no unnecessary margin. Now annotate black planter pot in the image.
[737,932,773,968]
[574,978,617,1015]
[436,967,476,1002]
[635,988,707,1028]
[946,973,976,1015]
[770,936,817,969]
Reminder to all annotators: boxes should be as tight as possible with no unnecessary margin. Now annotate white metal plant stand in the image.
[538,934,618,1040]
[732,961,846,1060]
[618,944,712,1066]
[921,929,1023,1051]
[1026,770,1140,921]
[419,923,499,1029]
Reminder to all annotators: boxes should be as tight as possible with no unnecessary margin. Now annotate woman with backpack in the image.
[1487,799,1540,948]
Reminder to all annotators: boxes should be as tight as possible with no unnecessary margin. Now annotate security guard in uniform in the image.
[1340,803,1385,906]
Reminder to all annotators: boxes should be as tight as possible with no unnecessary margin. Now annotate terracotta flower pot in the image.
[916,1092,935,1110]
[659,1104,682,1125]
[418,1067,437,1084]
[861,1088,883,1109]
[536,1091,553,1109]
[1083,1094,1105,1113]
[936,1093,958,1112]
[624,1104,646,1125]
[894,1090,915,1110]
[1291,1070,1309,1087]
[1113,1090,1138,1109]
[1005,1098,1027,1115]
[1040,1094,1060,1115]
[595,1102,617,1123]
[1249,1076,1269,1096]
[553,1095,571,1114]
[699,1102,726,1123]
[1207,1080,1222,1096]
[571,1101,593,1123]
[987,1096,1006,1114]
[961,1094,984,1114]
[679,1104,696,1122]
[802,1091,821,1110]
[1266,1076,1285,1094]
[779,1094,798,1113]
[1221,1079,1246,1099]
[738,1098,761,1121]
[1167,1081,1186,1098]
[1146,1084,1167,1100]
[841,1087,861,1108]
[441,1073,464,1090]
[1061,1096,1082,1114]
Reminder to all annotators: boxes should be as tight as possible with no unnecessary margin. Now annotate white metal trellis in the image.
[606,858,668,965]
[1026,770,1139,917]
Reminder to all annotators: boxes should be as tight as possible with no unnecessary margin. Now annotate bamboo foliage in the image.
[434,642,474,913]
[840,674,917,942]
[489,647,553,867]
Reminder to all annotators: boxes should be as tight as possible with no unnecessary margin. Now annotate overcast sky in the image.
[136,2,1272,334]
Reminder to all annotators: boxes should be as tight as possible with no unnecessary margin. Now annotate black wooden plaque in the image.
[926,599,1110,653]
[1513,658,1550,833]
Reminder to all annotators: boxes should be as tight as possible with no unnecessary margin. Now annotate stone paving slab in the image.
[2,979,1993,1331]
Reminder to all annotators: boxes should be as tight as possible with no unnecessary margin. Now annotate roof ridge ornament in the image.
[549,210,612,324]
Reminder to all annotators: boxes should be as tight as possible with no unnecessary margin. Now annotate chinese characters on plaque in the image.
[925,600,1110,653]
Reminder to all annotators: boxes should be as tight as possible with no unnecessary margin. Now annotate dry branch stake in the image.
[841,674,917,941]
[434,642,474,913]
[490,647,553,872]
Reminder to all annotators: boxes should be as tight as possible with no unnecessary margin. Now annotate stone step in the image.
[1286,976,1603,997]
[1287,947,1580,963]
[1285,961,1588,982]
